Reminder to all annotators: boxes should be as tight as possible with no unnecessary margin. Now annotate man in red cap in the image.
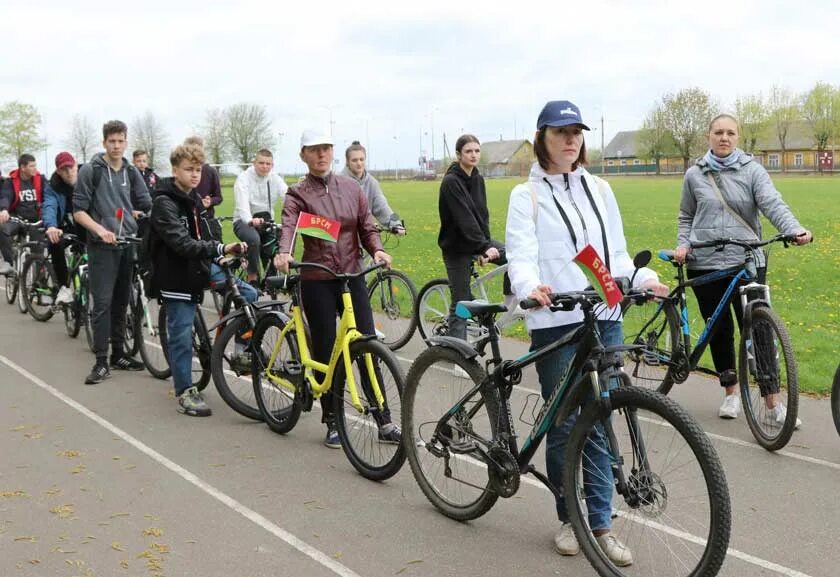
[42,151,79,304]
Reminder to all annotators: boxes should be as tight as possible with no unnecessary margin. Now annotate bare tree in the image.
[132,111,169,170]
[200,108,229,165]
[638,103,677,175]
[800,82,839,172]
[734,93,770,154]
[661,88,717,171]
[225,103,275,164]
[0,101,46,161]
[768,86,800,173]
[65,114,98,163]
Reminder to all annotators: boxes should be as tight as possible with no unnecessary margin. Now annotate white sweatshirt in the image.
[505,163,658,330]
[233,166,288,223]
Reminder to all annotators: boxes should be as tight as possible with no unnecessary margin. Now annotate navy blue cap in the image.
[537,100,590,130]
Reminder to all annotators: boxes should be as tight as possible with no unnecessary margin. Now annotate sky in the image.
[3,0,840,174]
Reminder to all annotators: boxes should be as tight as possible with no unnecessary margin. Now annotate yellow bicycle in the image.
[250,261,406,481]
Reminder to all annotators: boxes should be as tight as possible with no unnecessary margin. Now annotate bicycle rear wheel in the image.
[564,385,730,577]
[159,305,210,391]
[82,279,94,352]
[402,346,499,520]
[22,256,56,322]
[622,298,680,394]
[367,270,418,351]
[831,364,840,438]
[211,316,263,421]
[739,306,799,451]
[250,313,302,434]
[5,267,17,304]
[63,283,81,338]
[333,339,406,481]
[139,300,171,379]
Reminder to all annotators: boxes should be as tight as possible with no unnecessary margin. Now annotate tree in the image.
[132,111,169,170]
[65,114,98,163]
[0,101,46,161]
[768,85,800,173]
[661,88,717,171]
[225,103,275,164]
[800,82,840,172]
[200,108,229,165]
[734,93,770,154]
[638,103,677,175]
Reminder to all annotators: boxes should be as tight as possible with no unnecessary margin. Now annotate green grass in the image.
[214,174,839,394]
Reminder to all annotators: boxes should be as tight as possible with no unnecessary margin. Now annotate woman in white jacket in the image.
[506,100,667,566]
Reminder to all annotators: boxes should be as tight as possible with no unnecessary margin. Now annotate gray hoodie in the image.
[73,152,152,247]
[677,152,805,269]
[341,167,397,227]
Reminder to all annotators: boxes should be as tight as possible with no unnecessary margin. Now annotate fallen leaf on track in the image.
[111,541,125,551]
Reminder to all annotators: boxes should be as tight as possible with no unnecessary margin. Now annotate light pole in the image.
[430,107,439,168]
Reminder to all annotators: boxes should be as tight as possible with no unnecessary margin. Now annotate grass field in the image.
[215,174,839,394]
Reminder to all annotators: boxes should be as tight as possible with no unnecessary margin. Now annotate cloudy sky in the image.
[3,0,839,174]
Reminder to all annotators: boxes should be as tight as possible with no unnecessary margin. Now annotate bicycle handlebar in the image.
[519,285,654,311]
[289,260,386,279]
[690,233,811,251]
[8,217,43,228]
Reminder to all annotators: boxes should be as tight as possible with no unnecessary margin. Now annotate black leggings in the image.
[688,267,766,387]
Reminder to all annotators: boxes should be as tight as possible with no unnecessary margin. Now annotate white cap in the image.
[300,129,334,149]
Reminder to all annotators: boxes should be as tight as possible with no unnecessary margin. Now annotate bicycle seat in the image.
[455,300,508,320]
[265,274,299,293]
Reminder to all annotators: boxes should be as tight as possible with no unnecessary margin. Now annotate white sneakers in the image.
[766,402,802,430]
[55,286,74,305]
[718,394,741,419]
[554,523,633,567]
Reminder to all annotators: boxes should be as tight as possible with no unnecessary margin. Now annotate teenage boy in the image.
[42,151,79,305]
[133,150,158,195]
[0,154,44,275]
[147,142,245,416]
[74,120,152,384]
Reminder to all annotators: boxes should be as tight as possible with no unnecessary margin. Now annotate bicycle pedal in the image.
[281,360,302,376]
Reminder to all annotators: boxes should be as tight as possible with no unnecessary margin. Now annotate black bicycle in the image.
[831,363,840,438]
[402,252,731,577]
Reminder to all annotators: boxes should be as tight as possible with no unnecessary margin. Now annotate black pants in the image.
[88,245,133,362]
[233,212,272,276]
[442,240,510,341]
[48,241,68,287]
[300,276,391,426]
[0,220,24,263]
[688,267,766,387]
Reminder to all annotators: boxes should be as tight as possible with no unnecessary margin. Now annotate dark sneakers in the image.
[111,356,145,371]
[324,427,341,449]
[85,363,111,385]
[177,387,212,417]
[378,423,402,445]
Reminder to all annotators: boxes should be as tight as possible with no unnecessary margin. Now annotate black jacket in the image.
[148,178,223,302]
[437,162,492,256]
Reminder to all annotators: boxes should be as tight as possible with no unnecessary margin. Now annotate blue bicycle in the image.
[623,234,802,451]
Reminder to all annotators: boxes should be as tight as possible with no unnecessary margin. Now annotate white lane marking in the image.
[396,354,840,472]
[0,354,362,577]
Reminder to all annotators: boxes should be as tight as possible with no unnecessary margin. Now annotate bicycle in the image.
[249,261,406,481]
[622,234,802,451]
[831,363,840,438]
[216,215,283,302]
[3,217,44,315]
[365,223,418,351]
[57,233,93,347]
[20,229,59,322]
[402,261,731,577]
[415,256,523,352]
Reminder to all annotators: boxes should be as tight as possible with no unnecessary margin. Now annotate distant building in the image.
[478,139,534,177]
[603,131,683,174]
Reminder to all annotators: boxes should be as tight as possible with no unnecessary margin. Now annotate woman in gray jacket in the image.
[342,141,405,234]
[674,113,811,423]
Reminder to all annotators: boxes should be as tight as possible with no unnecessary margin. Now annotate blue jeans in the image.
[164,299,197,396]
[209,264,258,304]
[531,320,623,531]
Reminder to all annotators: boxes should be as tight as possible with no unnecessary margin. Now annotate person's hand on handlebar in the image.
[640,278,670,298]
[132,210,146,220]
[98,227,117,245]
[478,246,500,266]
[46,227,63,244]
[526,284,553,308]
[374,250,392,269]
[793,230,813,245]
[250,217,265,228]
[674,246,690,264]
[390,223,406,236]
[223,242,247,256]
[273,252,293,274]
[0,210,9,225]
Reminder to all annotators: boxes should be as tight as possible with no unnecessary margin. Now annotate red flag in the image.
[115,208,124,237]
[573,244,623,308]
[296,211,340,242]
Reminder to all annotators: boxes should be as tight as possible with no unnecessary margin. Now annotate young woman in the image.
[505,100,668,566]
[437,134,509,341]
[341,141,404,234]
[674,114,811,422]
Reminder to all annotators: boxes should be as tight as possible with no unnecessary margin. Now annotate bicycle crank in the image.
[487,446,520,498]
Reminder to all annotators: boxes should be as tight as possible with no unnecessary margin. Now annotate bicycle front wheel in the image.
[124,285,140,358]
[622,298,680,394]
[564,385,730,577]
[739,306,799,451]
[211,316,263,421]
[402,346,499,520]
[831,364,840,438]
[251,313,302,434]
[367,269,418,351]
[82,279,94,352]
[333,339,406,481]
[22,256,56,322]
[5,253,18,304]
[138,298,170,379]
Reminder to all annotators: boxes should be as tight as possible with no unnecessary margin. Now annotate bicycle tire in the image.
[82,277,94,352]
[738,306,799,451]
[124,285,139,358]
[21,256,56,322]
[564,384,731,577]
[158,304,210,391]
[5,266,17,304]
[366,269,418,351]
[63,277,81,338]
[211,316,263,421]
[16,257,28,314]
[251,313,302,434]
[332,338,406,481]
[622,297,680,394]
[402,345,500,520]
[138,300,170,379]
[831,363,840,438]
